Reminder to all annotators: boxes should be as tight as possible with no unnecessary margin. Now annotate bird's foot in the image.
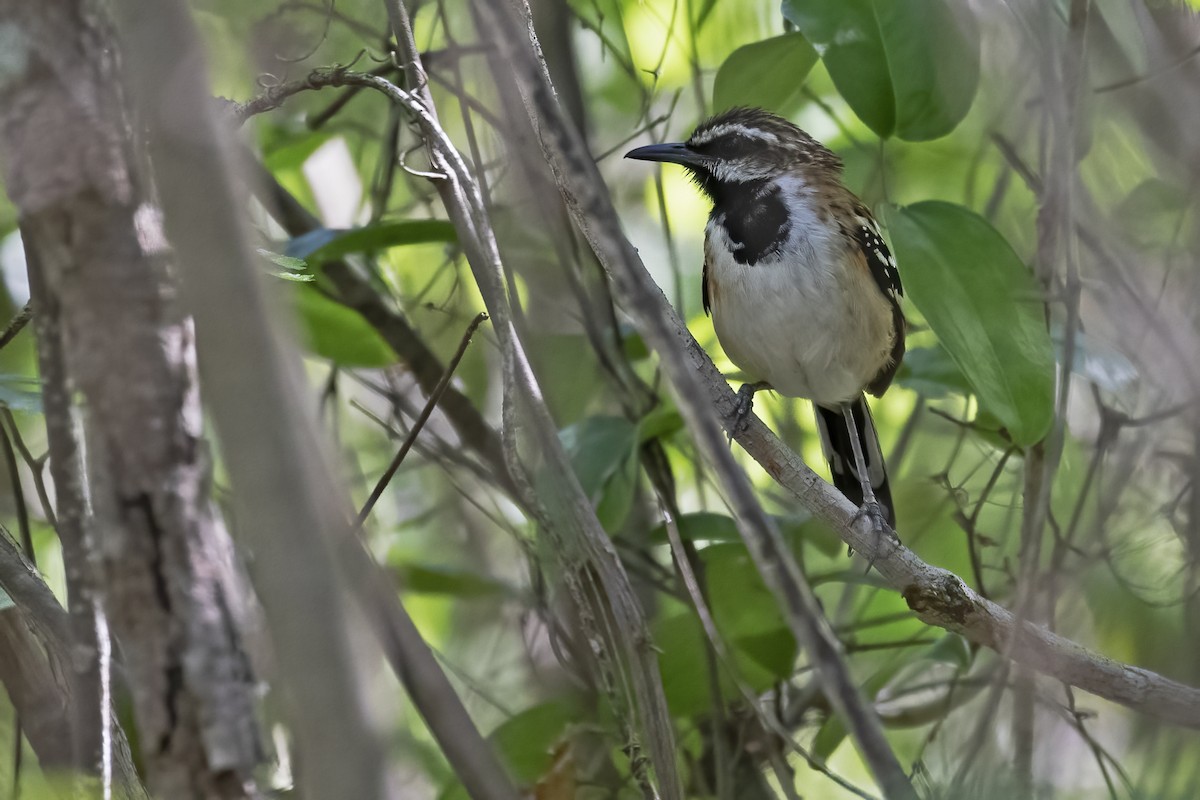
[847,499,896,568]
[729,382,769,442]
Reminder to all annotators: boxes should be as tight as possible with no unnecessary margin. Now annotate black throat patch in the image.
[709,181,790,266]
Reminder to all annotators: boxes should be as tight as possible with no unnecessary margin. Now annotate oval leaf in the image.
[782,0,979,140]
[558,416,640,531]
[881,201,1054,446]
[712,33,818,114]
[292,285,396,367]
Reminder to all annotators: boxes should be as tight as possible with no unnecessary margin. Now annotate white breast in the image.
[705,178,894,406]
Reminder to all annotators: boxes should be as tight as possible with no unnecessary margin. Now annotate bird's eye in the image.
[702,133,759,160]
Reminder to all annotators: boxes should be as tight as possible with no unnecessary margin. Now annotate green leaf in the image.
[394,563,511,598]
[262,128,332,172]
[896,345,973,398]
[704,544,798,674]
[653,612,721,716]
[258,248,316,282]
[558,416,640,531]
[712,33,818,115]
[653,609,795,717]
[812,660,906,760]
[291,286,397,367]
[782,0,979,140]
[272,270,316,283]
[881,201,1054,446]
[490,702,575,783]
[637,404,684,443]
[288,220,457,264]
[257,248,308,271]
[695,0,721,29]
[650,511,739,544]
[442,701,576,798]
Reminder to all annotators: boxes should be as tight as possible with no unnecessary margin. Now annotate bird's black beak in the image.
[624,142,707,168]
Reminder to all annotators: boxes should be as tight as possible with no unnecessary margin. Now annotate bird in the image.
[625,107,905,529]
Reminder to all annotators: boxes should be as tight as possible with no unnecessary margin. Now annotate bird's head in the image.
[625,107,841,199]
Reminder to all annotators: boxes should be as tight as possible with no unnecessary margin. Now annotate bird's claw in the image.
[847,499,897,567]
[729,383,759,442]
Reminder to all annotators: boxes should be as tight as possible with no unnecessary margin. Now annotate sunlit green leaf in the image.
[637,404,684,443]
[712,33,818,115]
[812,658,909,760]
[291,285,396,367]
[695,0,721,29]
[490,702,575,783]
[261,128,331,172]
[782,0,979,140]
[882,201,1054,446]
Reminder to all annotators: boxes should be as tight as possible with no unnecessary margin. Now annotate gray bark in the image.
[0,1,262,796]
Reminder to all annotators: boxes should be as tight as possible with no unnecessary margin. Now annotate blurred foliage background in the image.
[4,0,1200,797]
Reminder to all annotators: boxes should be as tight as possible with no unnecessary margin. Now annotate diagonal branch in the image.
[229,61,1200,738]
[227,37,1200,743]
[476,0,1200,736]
[246,159,518,498]
[234,21,687,800]
[382,2,686,794]
[475,3,914,796]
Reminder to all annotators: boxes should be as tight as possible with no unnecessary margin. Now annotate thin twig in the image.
[0,302,32,351]
[354,311,488,529]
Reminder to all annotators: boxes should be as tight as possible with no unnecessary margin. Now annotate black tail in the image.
[814,397,894,527]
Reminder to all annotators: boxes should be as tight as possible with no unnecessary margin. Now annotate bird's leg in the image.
[840,401,885,537]
[730,381,772,439]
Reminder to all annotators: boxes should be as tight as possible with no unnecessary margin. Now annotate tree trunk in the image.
[0,2,262,796]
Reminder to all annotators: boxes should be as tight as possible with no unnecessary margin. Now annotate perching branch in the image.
[475,3,915,797]
[474,0,1200,735]
[229,9,1200,755]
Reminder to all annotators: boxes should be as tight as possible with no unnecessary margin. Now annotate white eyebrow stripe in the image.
[689,124,780,146]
